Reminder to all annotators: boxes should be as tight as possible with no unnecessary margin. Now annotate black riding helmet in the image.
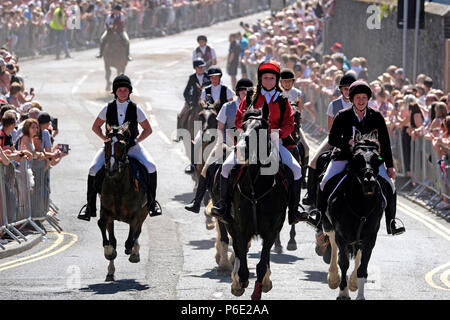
[349,80,372,102]
[197,35,207,42]
[113,74,133,94]
[280,68,295,80]
[193,58,206,69]
[235,78,253,92]
[207,66,222,78]
[339,73,357,87]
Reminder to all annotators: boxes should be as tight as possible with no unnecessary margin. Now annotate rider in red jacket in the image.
[211,61,311,226]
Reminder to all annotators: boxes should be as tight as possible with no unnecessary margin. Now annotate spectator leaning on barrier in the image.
[0,110,32,162]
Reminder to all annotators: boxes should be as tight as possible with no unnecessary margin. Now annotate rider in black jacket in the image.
[317,80,405,236]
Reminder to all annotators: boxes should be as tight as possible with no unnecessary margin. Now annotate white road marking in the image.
[158,130,172,145]
[165,60,180,68]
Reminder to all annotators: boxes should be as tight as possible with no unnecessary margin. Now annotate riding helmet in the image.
[339,73,357,88]
[193,58,206,69]
[235,78,253,92]
[207,66,222,77]
[113,4,122,11]
[197,35,207,42]
[280,68,295,80]
[349,80,372,101]
[113,74,133,94]
[257,61,281,82]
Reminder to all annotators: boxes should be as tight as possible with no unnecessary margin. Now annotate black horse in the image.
[322,130,386,300]
[98,122,148,282]
[220,108,290,300]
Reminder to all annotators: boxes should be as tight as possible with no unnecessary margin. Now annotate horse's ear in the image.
[122,121,129,132]
[369,129,378,141]
[354,129,362,142]
[106,123,111,133]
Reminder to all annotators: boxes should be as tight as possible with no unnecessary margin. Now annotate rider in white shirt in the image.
[78,74,161,221]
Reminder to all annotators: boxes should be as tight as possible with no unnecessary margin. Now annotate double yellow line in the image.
[0,232,78,273]
[398,201,450,291]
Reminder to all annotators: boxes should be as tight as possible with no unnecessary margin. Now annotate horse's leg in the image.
[274,231,282,254]
[336,245,350,300]
[231,255,244,296]
[252,236,275,300]
[326,230,340,289]
[129,214,144,263]
[216,221,232,272]
[98,213,109,247]
[356,236,376,300]
[104,217,117,282]
[230,238,249,296]
[349,249,362,291]
[204,201,215,230]
[125,227,134,255]
[287,225,297,251]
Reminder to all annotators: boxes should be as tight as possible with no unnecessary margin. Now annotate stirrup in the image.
[77,204,91,221]
[389,218,405,236]
[305,209,321,228]
[149,201,162,217]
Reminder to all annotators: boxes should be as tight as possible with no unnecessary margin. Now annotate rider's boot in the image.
[147,171,162,217]
[185,142,195,174]
[211,175,232,224]
[288,179,309,225]
[185,175,207,213]
[302,166,317,206]
[77,175,97,221]
[385,190,405,235]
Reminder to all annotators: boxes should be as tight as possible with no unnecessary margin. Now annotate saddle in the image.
[205,160,292,196]
[94,159,148,194]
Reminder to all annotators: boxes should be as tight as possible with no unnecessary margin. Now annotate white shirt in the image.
[196,73,204,85]
[201,84,235,103]
[261,88,280,104]
[327,96,352,117]
[97,100,147,124]
[282,87,303,109]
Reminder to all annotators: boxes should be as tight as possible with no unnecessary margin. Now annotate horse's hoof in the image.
[262,280,272,293]
[231,287,245,297]
[125,248,131,255]
[349,278,358,292]
[328,275,340,290]
[104,247,117,261]
[287,240,297,251]
[336,296,351,300]
[241,280,249,288]
[105,274,115,282]
[273,245,283,254]
[129,253,140,263]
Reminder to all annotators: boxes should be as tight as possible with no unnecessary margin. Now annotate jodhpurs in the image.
[89,143,156,176]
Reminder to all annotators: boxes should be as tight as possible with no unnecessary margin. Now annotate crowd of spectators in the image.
[225,0,449,207]
[0,46,67,241]
[0,0,270,58]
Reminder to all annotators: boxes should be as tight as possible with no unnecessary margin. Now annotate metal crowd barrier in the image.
[0,159,62,250]
[298,84,450,210]
[1,0,272,58]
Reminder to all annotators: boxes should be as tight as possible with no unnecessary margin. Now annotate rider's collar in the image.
[352,105,367,122]
[261,87,278,104]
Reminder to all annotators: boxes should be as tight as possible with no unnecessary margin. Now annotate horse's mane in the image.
[243,108,262,122]
[352,133,380,152]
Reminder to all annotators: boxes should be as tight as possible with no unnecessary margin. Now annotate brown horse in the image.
[98,122,148,282]
[103,30,128,91]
